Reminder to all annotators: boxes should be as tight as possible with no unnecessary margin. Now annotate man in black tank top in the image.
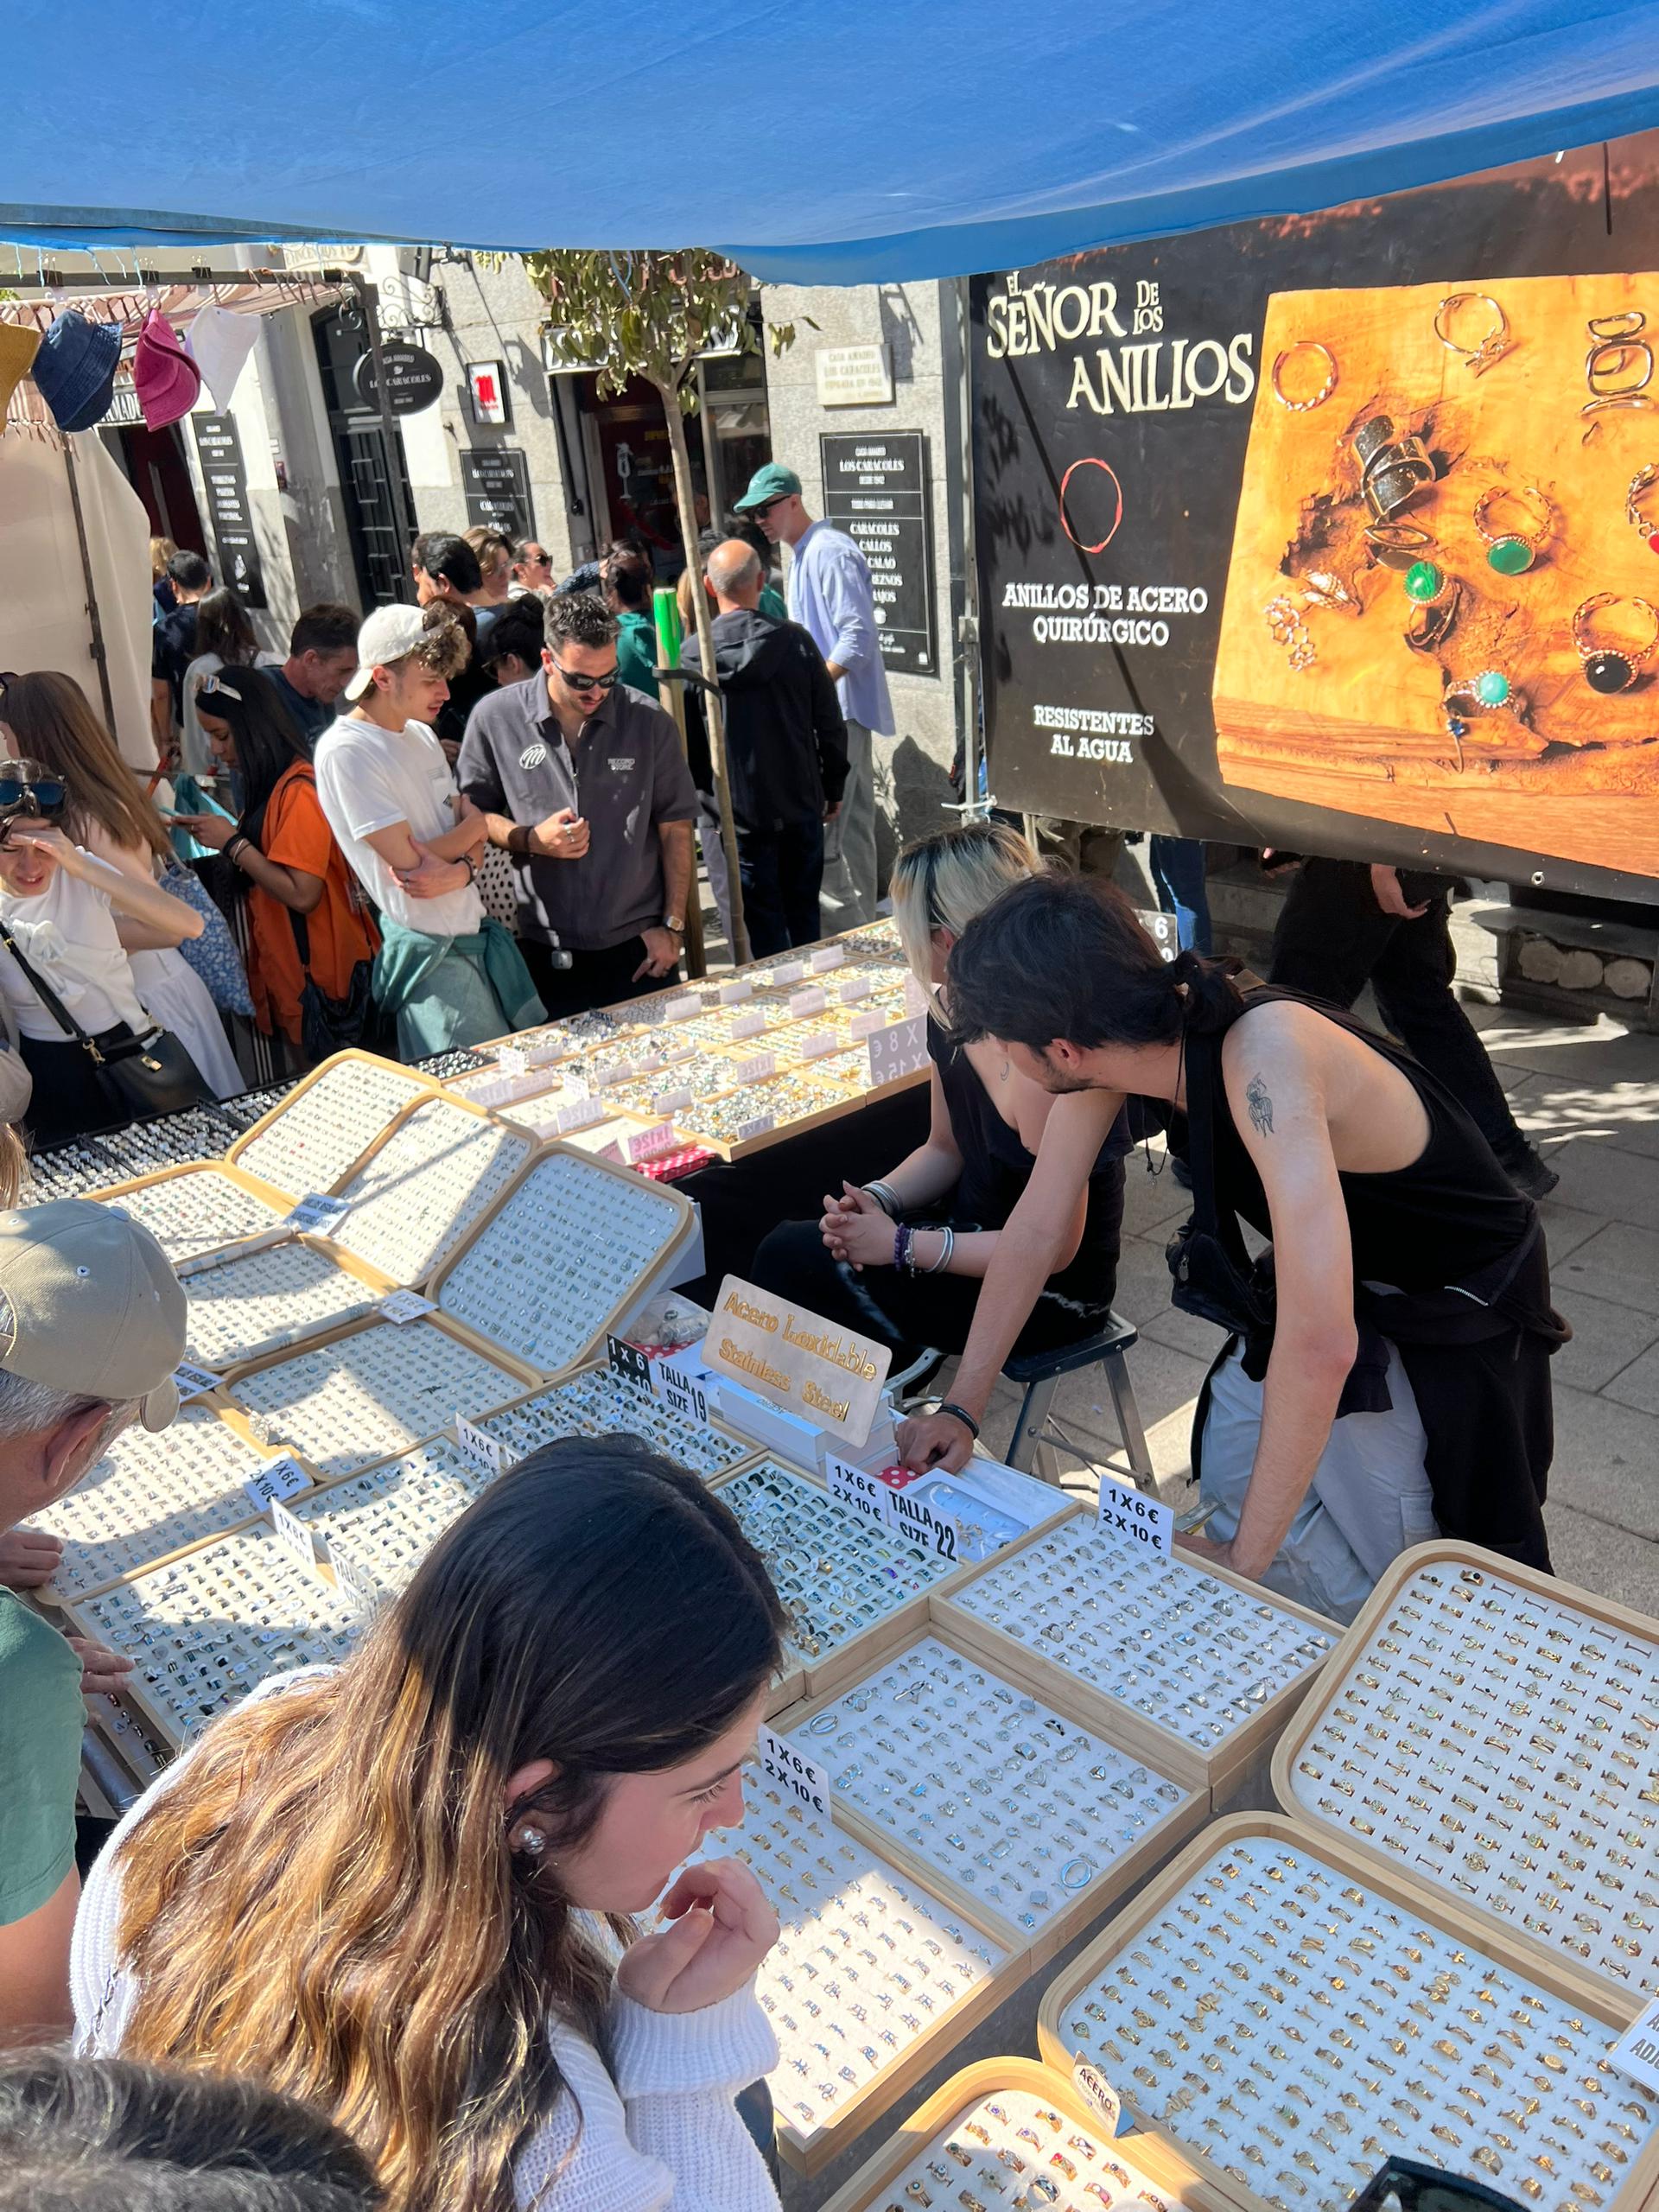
[906,874,1562,1624]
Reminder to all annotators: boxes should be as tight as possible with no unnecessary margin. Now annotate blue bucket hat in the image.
[31,310,122,433]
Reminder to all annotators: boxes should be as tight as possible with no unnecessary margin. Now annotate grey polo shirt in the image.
[457,677,696,952]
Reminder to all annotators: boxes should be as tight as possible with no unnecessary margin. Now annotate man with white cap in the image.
[314,602,544,1057]
[0,1198,185,2044]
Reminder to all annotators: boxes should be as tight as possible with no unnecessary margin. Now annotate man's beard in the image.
[1036,1059,1097,1095]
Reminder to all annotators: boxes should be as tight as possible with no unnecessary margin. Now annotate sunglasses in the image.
[0,758,68,817]
[549,658,619,695]
[1351,2158,1529,2212]
[747,496,789,520]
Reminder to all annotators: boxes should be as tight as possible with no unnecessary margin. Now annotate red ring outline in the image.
[1058,457,1124,556]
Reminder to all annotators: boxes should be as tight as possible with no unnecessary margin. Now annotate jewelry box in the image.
[178,1237,386,1371]
[479,1363,754,1483]
[94,1162,288,1262]
[229,1052,432,1199]
[327,1097,531,1287]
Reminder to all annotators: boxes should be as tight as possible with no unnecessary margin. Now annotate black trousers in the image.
[740,816,825,957]
[1268,860,1525,1162]
[518,935,678,1020]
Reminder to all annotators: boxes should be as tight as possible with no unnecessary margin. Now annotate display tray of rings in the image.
[1039,1813,1659,2212]
[478,1363,759,1485]
[90,1159,293,1262]
[935,1511,1339,1801]
[1273,1541,1659,2005]
[314,1094,535,1288]
[816,2058,1218,2212]
[226,1051,437,1202]
[788,1629,1205,1973]
[686,1769,1021,2176]
[175,1236,397,1374]
[283,1440,493,1610]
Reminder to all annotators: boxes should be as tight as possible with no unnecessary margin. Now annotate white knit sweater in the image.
[71,1675,781,2212]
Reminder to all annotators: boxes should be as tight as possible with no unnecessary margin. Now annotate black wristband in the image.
[934,1400,981,1440]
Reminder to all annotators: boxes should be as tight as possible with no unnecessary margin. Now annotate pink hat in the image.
[133,309,201,429]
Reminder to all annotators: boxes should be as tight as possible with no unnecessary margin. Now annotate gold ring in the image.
[1626,462,1659,550]
[1434,290,1511,376]
[1472,484,1553,575]
[1271,340,1338,411]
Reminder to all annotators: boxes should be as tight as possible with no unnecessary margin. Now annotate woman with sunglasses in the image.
[0,673,245,1101]
[751,821,1129,1390]
[73,1437,786,2212]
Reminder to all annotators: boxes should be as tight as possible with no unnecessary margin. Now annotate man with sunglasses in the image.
[734,462,893,932]
[457,592,696,1014]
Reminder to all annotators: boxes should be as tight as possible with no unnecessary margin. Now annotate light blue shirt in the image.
[785,520,895,736]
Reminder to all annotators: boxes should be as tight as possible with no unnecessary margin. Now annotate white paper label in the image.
[885,1479,963,1562]
[788,987,828,1020]
[626,1122,680,1165]
[734,1113,775,1143]
[652,1085,694,1116]
[810,946,847,972]
[903,973,929,1015]
[730,1009,766,1039]
[731,1052,777,1084]
[497,1044,530,1077]
[562,1069,593,1101]
[173,1361,224,1401]
[664,994,702,1021]
[468,1075,517,1108]
[759,1724,831,1819]
[378,1289,436,1325]
[321,1535,385,1618]
[824,1452,892,1528]
[241,1454,310,1511]
[1611,1998,1659,2095]
[554,1097,607,1135]
[1071,2058,1123,2134]
[848,1008,885,1041]
[718,979,753,1005]
[799,1029,839,1061]
[454,1414,505,1479]
[597,1060,638,1089]
[633,1052,666,1076]
[868,1014,929,1087]
[284,1192,352,1234]
[664,1039,697,1064]
[838,976,872,1003]
[1096,1475,1174,1556]
[652,1357,710,1427]
[772,960,806,986]
[269,1496,319,1573]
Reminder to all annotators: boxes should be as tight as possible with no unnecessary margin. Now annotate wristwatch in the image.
[662,914,685,935]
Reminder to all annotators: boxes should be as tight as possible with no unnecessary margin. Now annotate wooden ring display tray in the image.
[1039,1813,1659,2212]
[933,1511,1338,1800]
[226,1050,437,1202]
[90,1158,294,1263]
[787,1623,1205,1974]
[816,2057,1224,2212]
[1271,1539,1659,2005]
[319,1089,536,1289]
[479,1361,761,1486]
[176,1234,403,1376]
[425,1141,696,1377]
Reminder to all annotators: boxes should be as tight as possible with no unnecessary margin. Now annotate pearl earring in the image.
[518,1828,547,1856]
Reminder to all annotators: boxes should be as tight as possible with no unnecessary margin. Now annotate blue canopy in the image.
[8,2,1659,283]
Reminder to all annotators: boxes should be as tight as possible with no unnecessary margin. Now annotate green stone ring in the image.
[1473,485,1552,575]
[1404,560,1450,606]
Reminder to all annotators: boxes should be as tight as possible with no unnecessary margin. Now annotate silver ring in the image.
[807,1712,839,1737]
[1059,1856,1095,1891]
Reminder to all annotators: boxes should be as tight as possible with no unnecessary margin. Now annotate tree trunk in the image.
[653,376,751,967]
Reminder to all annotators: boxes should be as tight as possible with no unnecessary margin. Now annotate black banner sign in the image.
[192,413,267,611]
[461,448,536,543]
[971,130,1659,899]
[821,431,938,677]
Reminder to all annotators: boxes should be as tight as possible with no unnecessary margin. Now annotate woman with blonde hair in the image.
[753,819,1129,1379]
[73,1436,787,2212]
[0,672,244,1097]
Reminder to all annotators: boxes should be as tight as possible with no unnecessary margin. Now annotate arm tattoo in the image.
[1245,1072,1274,1137]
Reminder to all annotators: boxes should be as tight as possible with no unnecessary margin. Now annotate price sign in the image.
[903,973,929,1015]
[810,946,847,972]
[718,978,753,1006]
[849,1008,885,1040]
[626,1122,680,1165]
[1612,1998,1659,2096]
[653,1357,709,1427]
[241,1455,311,1511]
[284,1192,352,1235]
[839,976,873,1003]
[732,1052,777,1084]
[759,1723,831,1819]
[321,1535,385,1618]
[633,1052,666,1077]
[173,1360,224,1401]
[730,1009,766,1039]
[868,1014,929,1088]
[772,960,806,986]
[597,1060,638,1089]
[799,1029,839,1060]
[1071,2059,1123,2134]
[607,1333,655,1391]
[788,986,829,1019]
[734,1113,775,1144]
[886,1478,963,1562]
[663,994,702,1021]
[824,1452,892,1528]
[468,1075,516,1108]
[664,1039,697,1065]
[378,1290,436,1325]
[554,1097,606,1135]
[269,1497,319,1573]
[651,1085,694,1116]
[562,1068,593,1100]
[497,1044,530,1077]
[1096,1475,1173,1555]
[454,1414,505,1480]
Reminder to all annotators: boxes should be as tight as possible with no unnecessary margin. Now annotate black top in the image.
[927,1014,1129,1294]
[681,609,849,829]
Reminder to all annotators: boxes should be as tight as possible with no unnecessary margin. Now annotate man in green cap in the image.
[735,461,893,930]
[0,1198,185,2044]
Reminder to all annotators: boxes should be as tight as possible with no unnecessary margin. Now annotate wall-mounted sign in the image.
[461,448,536,543]
[815,343,894,407]
[467,360,509,427]
[192,413,267,610]
[821,430,937,675]
[351,341,444,416]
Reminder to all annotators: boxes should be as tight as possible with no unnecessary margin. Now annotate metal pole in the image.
[947,275,991,822]
[353,273,416,603]
[60,436,119,736]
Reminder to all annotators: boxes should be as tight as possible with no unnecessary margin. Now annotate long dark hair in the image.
[111,1437,785,2212]
[947,872,1243,1050]
[193,587,259,670]
[195,667,307,847]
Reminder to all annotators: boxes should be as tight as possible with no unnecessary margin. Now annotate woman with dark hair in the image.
[72,1438,788,2212]
[177,670,378,1065]
[0,2050,382,2212]
[179,586,263,778]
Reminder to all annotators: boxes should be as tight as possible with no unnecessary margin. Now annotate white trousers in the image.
[817,720,877,931]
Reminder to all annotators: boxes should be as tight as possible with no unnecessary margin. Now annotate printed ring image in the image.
[1058,456,1124,555]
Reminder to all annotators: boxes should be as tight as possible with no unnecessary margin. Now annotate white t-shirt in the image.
[0,856,151,1040]
[313,715,483,938]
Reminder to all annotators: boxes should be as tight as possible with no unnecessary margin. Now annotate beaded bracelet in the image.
[893,1222,912,1272]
